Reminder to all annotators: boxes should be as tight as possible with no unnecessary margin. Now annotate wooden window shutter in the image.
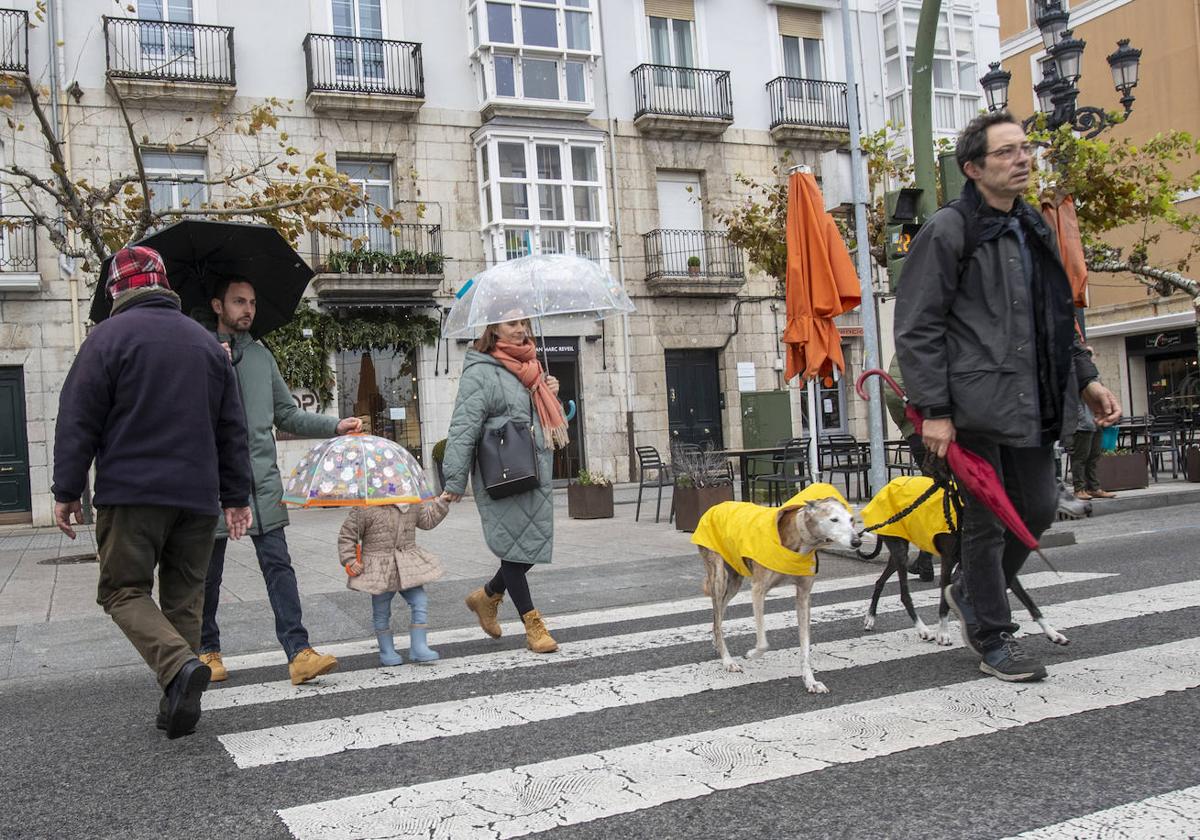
[777,6,823,39]
[644,0,695,21]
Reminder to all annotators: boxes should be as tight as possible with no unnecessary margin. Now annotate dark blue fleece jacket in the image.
[52,292,251,515]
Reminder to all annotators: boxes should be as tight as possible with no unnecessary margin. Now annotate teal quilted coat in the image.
[441,350,554,565]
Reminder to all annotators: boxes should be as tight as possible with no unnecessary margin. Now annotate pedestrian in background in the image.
[338,497,450,666]
[896,111,1121,683]
[51,245,252,738]
[1069,346,1116,500]
[441,316,566,654]
[201,278,362,686]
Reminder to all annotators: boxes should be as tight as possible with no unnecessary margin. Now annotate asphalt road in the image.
[2,503,1200,840]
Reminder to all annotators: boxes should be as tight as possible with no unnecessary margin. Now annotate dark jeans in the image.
[200,527,310,661]
[1069,429,1103,491]
[956,434,1058,649]
[95,505,218,689]
[484,561,535,616]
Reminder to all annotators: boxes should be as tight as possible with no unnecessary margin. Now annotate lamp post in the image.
[978,0,1141,139]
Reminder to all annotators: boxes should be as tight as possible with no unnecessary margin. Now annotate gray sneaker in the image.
[979,633,1047,682]
[944,582,983,656]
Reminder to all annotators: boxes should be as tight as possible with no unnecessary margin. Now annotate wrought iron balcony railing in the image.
[304,33,424,98]
[631,64,733,121]
[103,16,235,85]
[767,77,849,130]
[643,229,744,281]
[0,9,28,74]
[0,216,37,272]
[314,222,443,274]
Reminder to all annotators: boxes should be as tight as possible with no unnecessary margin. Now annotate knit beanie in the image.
[106,245,171,299]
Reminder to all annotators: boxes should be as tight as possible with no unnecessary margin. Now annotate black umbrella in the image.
[90,220,314,339]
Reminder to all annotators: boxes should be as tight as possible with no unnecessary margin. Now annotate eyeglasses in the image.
[985,142,1036,161]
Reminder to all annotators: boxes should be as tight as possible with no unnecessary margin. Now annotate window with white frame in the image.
[881,3,981,136]
[136,0,195,69]
[477,134,607,264]
[468,0,596,109]
[337,159,394,251]
[331,0,385,82]
[142,149,206,215]
[777,6,825,103]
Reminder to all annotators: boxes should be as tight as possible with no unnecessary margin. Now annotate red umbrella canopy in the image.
[783,172,862,383]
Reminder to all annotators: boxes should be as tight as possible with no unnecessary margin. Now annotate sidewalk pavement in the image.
[2,478,1196,682]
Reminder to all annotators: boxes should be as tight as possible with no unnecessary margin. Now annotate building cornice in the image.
[1001,0,1134,58]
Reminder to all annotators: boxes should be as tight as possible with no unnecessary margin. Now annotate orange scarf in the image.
[490,340,570,450]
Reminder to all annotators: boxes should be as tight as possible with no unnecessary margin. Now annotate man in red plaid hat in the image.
[52,244,253,738]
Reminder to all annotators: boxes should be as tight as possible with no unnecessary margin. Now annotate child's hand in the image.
[345,559,363,577]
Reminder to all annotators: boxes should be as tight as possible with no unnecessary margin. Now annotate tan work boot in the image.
[288,648,338,685]
[465,587,504,638]
[521,609,558,653]
[199,651,228,682]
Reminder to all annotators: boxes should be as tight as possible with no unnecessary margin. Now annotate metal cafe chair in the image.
[634,445,673,523]
[747,437,812,506]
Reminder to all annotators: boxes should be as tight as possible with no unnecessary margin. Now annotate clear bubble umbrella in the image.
[442,254,635,359]
[282,434,436,507]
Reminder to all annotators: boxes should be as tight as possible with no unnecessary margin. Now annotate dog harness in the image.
[692,482,851,577]
[860,476,956,556]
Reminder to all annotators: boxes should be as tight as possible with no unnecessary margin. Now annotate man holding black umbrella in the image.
[200,278,362,686]
[896,112,1120,683]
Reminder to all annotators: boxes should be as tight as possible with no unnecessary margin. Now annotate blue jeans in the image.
[200,527,310,661]
[371,586,428,631]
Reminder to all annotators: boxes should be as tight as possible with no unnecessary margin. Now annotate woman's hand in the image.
[441,491,463,503]
[544,374,560,396]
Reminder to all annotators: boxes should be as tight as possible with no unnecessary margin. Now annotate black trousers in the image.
[955,433,1058,649]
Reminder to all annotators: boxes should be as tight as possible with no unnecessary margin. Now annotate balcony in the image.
[304,34,424,119]
[767,77,851,147]
[631,64,733,138]
[0,216,40,291]
[311,221,444,307]
[0,9,28,86]
[103,16,235,105]
[643,229,744,297]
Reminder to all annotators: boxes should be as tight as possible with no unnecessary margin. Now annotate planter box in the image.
[673,483,734,532]
[1095,452,1149,491]
[567,483,614,519]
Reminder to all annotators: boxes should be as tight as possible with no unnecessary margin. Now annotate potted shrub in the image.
[324,250,349,274]
[391,249,416,274]
[686,255,701,276]
[670,444,734,532]
[1095,448,1149,491]
[423,252,445,274]
[567,469,614,519]
[431,438,448,491]
[346,247,370,273]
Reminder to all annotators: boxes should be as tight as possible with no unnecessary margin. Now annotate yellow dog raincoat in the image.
[860,476,955,556]
[691,482,853,577]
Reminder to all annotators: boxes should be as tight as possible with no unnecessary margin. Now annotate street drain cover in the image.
[37,553,98,565]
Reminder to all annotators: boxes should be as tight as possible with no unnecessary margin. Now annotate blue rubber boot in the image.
[408,625,439,663]
[372,593,403,667]
[401,586,439,663]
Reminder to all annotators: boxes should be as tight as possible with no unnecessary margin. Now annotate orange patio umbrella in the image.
[1041,193,1088,309]
[783,171,862,384]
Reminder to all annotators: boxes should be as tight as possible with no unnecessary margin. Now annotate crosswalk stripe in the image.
[221,580,1200,769]
[220,570,920,671]
[204,571,1106,711]
[1000,784,1200,838]
[277,638,1200,840]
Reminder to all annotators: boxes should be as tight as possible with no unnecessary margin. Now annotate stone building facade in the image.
[0,0,998,526]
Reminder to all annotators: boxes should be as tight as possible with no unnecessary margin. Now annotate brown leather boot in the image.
[521,609,558,653]
[465,587,504,638]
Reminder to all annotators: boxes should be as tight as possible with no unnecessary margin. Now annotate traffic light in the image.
[884,187,923,293]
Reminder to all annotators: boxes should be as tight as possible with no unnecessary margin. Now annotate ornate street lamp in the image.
[982,2,1141,139]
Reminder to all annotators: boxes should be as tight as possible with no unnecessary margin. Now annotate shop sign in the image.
[535,337,578,355]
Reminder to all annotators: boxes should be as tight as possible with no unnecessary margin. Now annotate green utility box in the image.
[741,390,793,449]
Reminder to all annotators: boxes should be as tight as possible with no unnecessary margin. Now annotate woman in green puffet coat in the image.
[440,317,570,654]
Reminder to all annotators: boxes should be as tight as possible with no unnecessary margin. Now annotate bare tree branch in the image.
[105,77,154,242]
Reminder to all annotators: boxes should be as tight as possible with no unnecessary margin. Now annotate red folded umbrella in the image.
[855,368,1056,571]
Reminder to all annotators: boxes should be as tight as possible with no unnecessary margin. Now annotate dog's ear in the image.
[775,504,804,550]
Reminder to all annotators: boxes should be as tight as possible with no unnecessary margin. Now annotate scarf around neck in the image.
[489,340,570,450]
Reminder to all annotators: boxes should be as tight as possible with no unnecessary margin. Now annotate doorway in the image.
[538,337,584,483]
[335,348,423,463]
[665,349,723,448]
[0,367,32,523]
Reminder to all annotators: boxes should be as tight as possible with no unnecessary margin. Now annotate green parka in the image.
[441,350,554,565]
[215,330,340,537]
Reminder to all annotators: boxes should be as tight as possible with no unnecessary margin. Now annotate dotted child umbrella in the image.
[282,433,436,507]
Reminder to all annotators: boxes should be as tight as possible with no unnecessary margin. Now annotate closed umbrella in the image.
[784,170,862,476]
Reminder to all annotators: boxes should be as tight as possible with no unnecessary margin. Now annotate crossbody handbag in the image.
[477,374,540,499]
